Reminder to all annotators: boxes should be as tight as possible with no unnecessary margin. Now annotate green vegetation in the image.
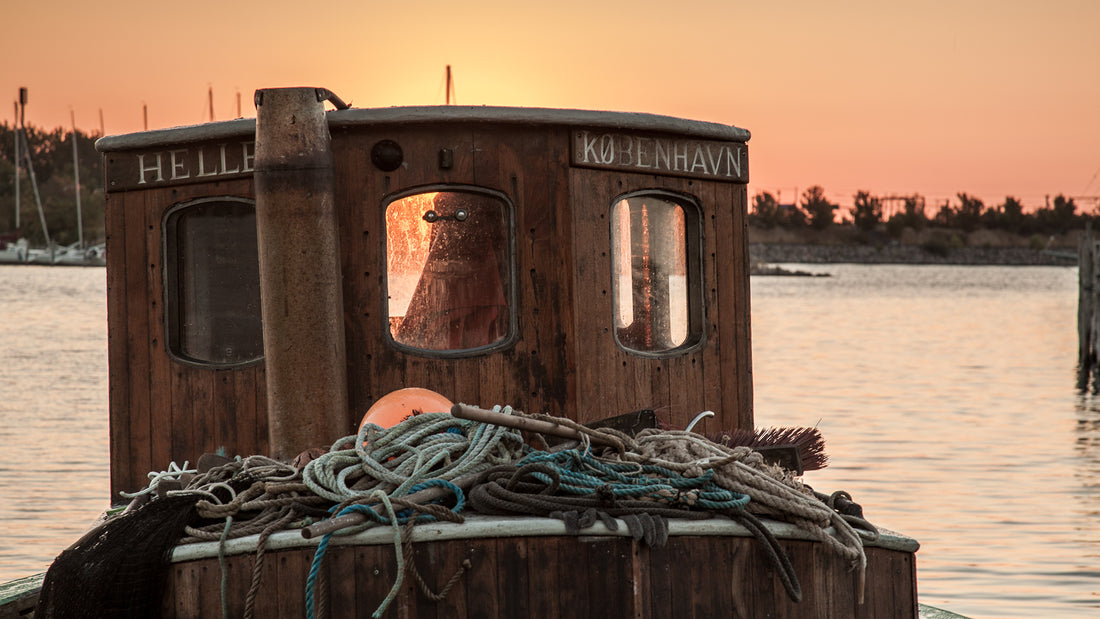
[750,186,1090,239]
[0,122,105,247]
[2,119,1088,252]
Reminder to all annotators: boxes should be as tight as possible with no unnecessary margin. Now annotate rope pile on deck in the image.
[82,403,877,618]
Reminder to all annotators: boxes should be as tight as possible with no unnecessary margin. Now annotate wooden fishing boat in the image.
[3,87,967,618]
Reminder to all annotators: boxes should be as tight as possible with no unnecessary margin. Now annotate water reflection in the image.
[0,267,109,582]
[2,263,1097,617]
[1074,396,1100,528]
[753,264,1096,618]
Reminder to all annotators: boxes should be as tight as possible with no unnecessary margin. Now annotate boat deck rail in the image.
[168,513,919,563]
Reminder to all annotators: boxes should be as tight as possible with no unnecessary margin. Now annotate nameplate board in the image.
[105,140,256,191]
[571,130,748,182]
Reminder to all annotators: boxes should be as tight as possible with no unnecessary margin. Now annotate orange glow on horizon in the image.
[4,1,1099,211]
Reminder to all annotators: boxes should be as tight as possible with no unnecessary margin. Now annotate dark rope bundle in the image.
[724,507,803,602]
[467,460,719,535]
[465,453,806,602]
[172,456,338,619]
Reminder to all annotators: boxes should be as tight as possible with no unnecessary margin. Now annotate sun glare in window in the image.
[385,189,513,354]
[612,194,699,354]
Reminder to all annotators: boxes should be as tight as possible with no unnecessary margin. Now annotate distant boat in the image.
[0,237,29,264]
[0,241,105,267]
[50,242,106,267]
[1,92,103,267]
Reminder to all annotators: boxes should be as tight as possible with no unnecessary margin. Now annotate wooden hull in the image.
[161,517,918,619]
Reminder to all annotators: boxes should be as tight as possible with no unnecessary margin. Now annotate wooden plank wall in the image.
[106,124,752,498]
[336,124,579,424]
[568,170,752,432]
[161,537,917,619]
[106,178,267,498]
[338,124,752,432]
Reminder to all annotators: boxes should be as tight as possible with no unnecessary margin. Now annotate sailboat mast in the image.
[16,88,51,251]
[445,65,456,105]
[71,109,83,249]
[12,100,19,231]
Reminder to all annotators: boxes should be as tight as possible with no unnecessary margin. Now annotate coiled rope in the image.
[525,413,869,602]
[305,483,466,619]
[129,455,334,619]
[464,450,805,601]
[299,408,525,618]
[301,409,527,507]
[627,428,867,579]
[119,405,874,611]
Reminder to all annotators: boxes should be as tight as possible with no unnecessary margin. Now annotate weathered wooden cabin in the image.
[89,88,920,618]
[98,92,754,496]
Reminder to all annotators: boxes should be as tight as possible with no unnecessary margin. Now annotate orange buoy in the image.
[359,388,454,430]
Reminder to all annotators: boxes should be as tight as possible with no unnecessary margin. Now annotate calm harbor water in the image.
[0,263,1095,618]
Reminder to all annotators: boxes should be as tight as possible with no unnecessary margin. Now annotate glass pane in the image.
[386,190,511,352]
[612,195,691,352]
[167,199,263,365]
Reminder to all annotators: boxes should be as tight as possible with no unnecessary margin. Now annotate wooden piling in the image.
[1078,223,1098,390]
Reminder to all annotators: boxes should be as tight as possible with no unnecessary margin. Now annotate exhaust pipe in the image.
[253,87,348,461]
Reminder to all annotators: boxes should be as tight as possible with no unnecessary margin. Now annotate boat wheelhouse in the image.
[55,87,923,618]
[97,93,756,495]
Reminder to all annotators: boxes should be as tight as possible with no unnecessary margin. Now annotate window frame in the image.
[609,189,707,358]
[381,184,519,359]
[162,195,265,369]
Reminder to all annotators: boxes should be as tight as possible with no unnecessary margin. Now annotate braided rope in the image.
[625,429,865,566]
[306,484,467,619]
[118,460,196,499]
[468,463,718,522]
[568,424,869,600]
[242,508,299,619]
[123,406,874,608]
[302,411,526,504]
[517,449,751,510]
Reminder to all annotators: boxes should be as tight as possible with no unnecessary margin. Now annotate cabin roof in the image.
[95,105,751,152]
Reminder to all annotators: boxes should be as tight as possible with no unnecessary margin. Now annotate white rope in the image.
[118,460,196,499]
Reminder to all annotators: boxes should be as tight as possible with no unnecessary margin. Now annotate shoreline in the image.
[749,242,1077,266]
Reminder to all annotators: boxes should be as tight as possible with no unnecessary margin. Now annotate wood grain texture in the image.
[158,535,917,618]
[105,125,754,496]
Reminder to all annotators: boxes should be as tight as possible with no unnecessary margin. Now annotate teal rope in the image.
[305,480,466,619]
[217,515,233,619]
[304,524,332,619]
[302,410,518,617]
[326,479,466,524]
[518,449,750,510]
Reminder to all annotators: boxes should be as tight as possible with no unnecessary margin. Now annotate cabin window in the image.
[611,192,703,355]
[164,197,263,367]
[384,188,515,355]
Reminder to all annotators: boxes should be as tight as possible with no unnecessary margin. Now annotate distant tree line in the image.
[750,185,1089,240]
[0,122,105,247]
[3,121,1088,250]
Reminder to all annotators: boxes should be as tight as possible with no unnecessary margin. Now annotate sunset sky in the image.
[5,0,1099,211]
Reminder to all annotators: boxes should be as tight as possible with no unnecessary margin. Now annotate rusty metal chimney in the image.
[253,87,348,461]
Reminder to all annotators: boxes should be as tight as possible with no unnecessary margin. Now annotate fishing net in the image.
[34,493,198,619]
